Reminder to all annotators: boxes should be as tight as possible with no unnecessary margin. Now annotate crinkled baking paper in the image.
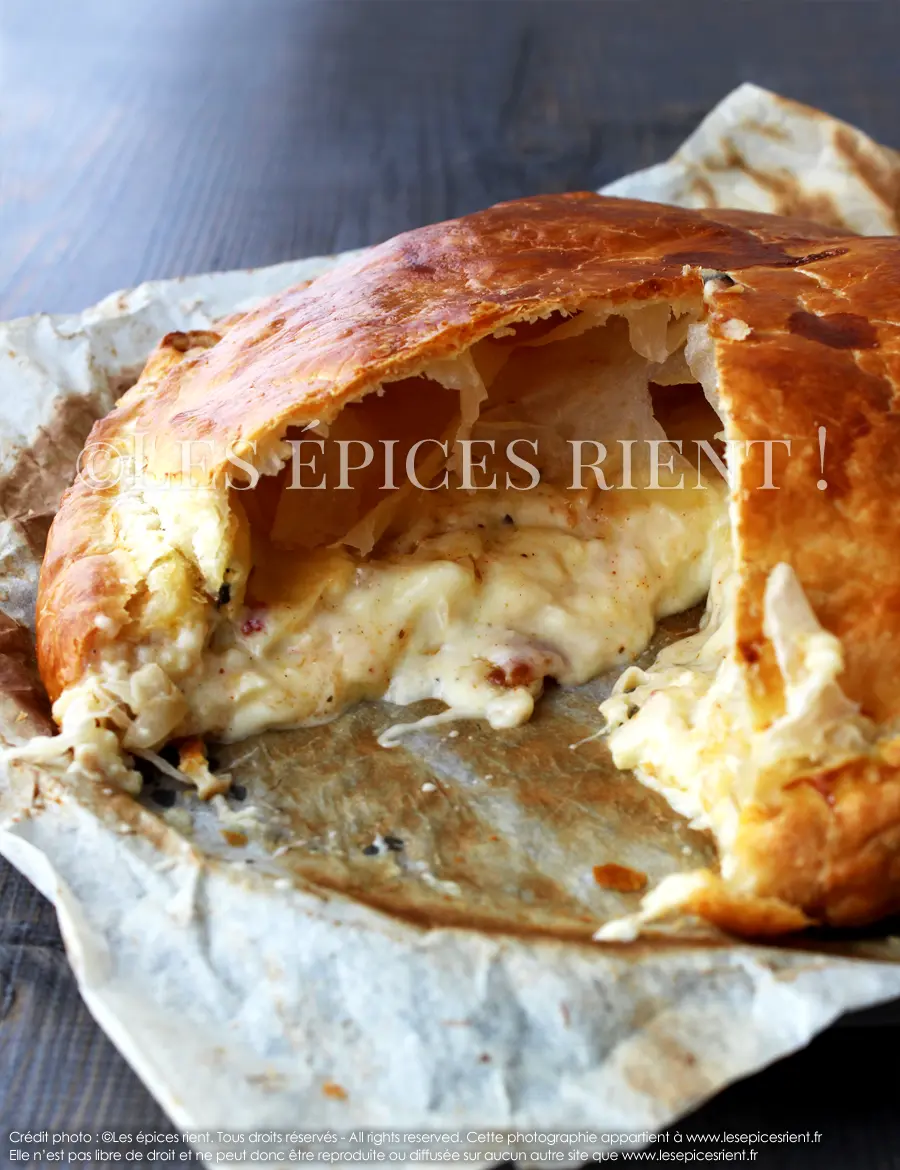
[3,84,900,1154]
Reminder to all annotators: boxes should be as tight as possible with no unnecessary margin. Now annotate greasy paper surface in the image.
[3,85,900,1144]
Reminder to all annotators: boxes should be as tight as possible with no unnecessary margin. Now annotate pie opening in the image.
[179,305,732,748]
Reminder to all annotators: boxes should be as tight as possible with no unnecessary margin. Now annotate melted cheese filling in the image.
[168,310,729,745]
[184,471,728,742]
[26,309,739,797]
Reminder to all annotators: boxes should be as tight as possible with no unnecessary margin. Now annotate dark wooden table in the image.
[2,0,900,1163]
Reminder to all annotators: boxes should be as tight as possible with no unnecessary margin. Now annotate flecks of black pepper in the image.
[384,835,404,852]
[216,583,231,608]
[362,844,380,856]
[502,514,514,525]
[230,783,247,802]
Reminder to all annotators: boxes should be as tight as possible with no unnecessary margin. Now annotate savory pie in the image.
[29,194,900,935]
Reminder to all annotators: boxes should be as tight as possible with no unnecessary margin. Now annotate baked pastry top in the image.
[29,193,900,936]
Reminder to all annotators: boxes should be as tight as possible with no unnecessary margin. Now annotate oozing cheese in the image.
[182,470,728,743]
[165,314,729,744]
[15,309,737,800]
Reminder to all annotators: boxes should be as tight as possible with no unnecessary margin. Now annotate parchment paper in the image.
[3,85,900,1150]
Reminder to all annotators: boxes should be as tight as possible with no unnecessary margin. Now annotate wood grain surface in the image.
[1,0,899,1161]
